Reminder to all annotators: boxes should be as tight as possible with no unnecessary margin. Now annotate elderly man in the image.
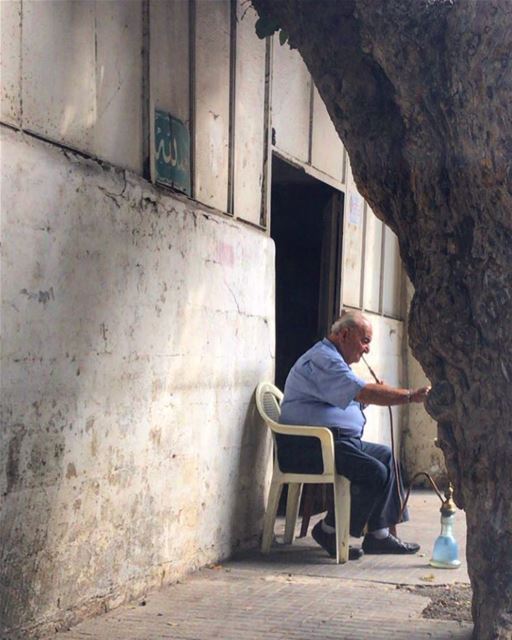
[278,310,430,559]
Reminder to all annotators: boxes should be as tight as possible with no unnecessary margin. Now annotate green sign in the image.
[154,109,191,196]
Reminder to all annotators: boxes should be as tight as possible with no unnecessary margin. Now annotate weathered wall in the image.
[0,126,274,637]
[402,280,446,484]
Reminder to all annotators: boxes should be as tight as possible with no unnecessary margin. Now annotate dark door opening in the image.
[271,155,344,391]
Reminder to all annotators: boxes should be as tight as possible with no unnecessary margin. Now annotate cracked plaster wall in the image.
[0,126,275,637]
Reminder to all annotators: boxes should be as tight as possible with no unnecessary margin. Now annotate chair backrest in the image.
[255,381,335,477]
[255,382,283,426]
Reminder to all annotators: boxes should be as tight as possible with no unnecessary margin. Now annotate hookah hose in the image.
[361,356,444,520]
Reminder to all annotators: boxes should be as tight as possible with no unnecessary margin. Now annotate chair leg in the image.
[262,481,283,553]
[299,484,316,538]
[333,475,351,564]
[284,483,303,544]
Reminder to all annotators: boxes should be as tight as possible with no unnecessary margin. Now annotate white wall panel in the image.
[382,226,403,317]
[194,0,230,211]
[363,208,383,313]
[272,41,310,162]
[342,162,363,308]
[0,0,21,126]
[233,1,265,226]
[15,1,142,171]
[403,278,444,478]
[94,1,143,173]
[150,0,189,123]
[352,315,405,446]
[22,0,96,151]
[311,87,344,181]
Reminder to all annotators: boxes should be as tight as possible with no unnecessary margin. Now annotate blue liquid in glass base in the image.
[429,515,461,569]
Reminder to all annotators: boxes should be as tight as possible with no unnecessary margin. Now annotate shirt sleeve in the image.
[305,350,366,409]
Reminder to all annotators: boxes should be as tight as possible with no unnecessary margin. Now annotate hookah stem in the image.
[361,356,444,521]
[361,356,405,516]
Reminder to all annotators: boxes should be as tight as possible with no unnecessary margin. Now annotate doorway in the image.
[271,155,344,390]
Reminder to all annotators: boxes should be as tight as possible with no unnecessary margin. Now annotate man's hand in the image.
[356,383,430,407]
[410,386,430,403]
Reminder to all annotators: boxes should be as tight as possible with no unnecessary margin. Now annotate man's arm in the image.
[356,383,429,406]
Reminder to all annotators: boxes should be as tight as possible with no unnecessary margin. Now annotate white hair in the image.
[330,310,369,335]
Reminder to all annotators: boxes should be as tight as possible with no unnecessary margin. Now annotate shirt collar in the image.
[322,338,349,366]
[322,337,337,351]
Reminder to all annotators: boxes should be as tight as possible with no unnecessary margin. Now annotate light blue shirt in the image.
[279,338,367,437]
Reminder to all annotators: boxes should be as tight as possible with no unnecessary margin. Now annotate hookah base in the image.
[429,558,461,569]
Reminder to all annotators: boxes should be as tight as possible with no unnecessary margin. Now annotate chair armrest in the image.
[268,422,336,476]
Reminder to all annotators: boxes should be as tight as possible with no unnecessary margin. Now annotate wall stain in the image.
[6,424,26,494]
[66,463,78,479]
[91,432,98,457]
[149,427,161,447]
[20,287,55,305]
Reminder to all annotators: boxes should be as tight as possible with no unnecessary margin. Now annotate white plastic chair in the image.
[255,381,351,564]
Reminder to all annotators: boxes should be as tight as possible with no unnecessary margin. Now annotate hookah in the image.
[361,355,461,569]
[429,483,461,568]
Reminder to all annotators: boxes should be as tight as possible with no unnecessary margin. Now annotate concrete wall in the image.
[0,127,274,637]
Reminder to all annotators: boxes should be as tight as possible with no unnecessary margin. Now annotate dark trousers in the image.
[276,432,408,538]
[326,436,408,537]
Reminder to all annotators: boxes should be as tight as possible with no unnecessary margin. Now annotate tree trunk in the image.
[252,1,512,637]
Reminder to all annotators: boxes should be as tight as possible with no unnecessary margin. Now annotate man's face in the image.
[339,320,373,364]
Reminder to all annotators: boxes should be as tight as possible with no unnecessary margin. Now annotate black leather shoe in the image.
[312,521,363,560]
[362,533,420,555]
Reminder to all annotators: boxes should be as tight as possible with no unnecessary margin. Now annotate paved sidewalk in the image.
[50,492,472,640]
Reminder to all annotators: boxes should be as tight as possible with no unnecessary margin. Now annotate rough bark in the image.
[251,1,512,638]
